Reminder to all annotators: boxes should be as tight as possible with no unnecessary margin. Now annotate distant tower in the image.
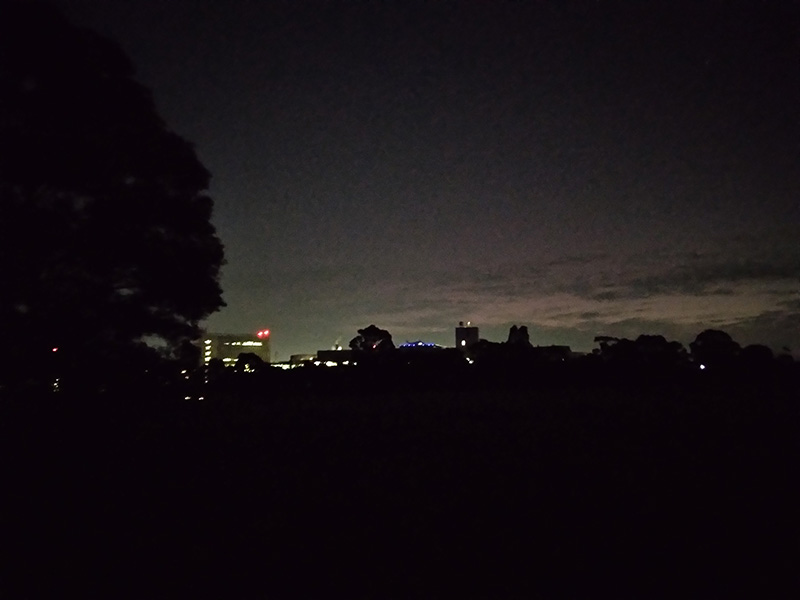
[455,321,479,350]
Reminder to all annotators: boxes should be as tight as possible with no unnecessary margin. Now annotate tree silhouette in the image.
[234,352,265,373]
[0,3,224,388]
[593,334,688,368]
[507,325,533,347]
[740,344,774,372]
[349,325,395,354]
[690,329,740,370]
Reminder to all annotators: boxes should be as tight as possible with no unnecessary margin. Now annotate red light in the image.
[52,347,58,352]
[257,329,270,338]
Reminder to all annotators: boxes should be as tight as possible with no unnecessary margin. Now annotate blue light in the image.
[399,340,437,348]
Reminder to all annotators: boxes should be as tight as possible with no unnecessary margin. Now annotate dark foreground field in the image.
[1,375,797,599]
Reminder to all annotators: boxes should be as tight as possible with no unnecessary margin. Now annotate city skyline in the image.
[56,1,800,358]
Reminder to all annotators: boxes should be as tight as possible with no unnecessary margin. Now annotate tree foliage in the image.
[507,325,532,347]
[593,334,687,367]
[690,329,740,369]
[0,2,225,387]
[349,325,395,353]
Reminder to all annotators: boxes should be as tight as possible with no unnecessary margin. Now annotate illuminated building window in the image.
[199,332,272,366]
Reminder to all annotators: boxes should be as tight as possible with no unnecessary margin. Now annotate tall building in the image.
[201,330,271,366]
[455,321,479,349]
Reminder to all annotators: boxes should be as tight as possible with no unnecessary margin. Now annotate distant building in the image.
[455,321,479,349]
[201,330,271,366]
[289,353,315,365]
[316,349,353,365]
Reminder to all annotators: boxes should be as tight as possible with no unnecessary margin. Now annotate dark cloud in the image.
[726,310,800,352]
[574,316,700,348]
[209,245,800,355]
[569,251,800,300]
[546,253,609,268]
[564,298,800,354]
[591,290,623,302]
[778,298,800,311]
[60,1,796,356]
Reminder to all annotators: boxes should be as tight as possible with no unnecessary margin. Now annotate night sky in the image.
[55,0,799,359]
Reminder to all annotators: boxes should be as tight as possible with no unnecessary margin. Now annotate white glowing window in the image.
[461,340,466,347]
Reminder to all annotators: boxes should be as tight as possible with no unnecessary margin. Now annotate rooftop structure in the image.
[455,321,479,350]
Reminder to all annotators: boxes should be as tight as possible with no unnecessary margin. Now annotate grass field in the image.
[1,377,797,598]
